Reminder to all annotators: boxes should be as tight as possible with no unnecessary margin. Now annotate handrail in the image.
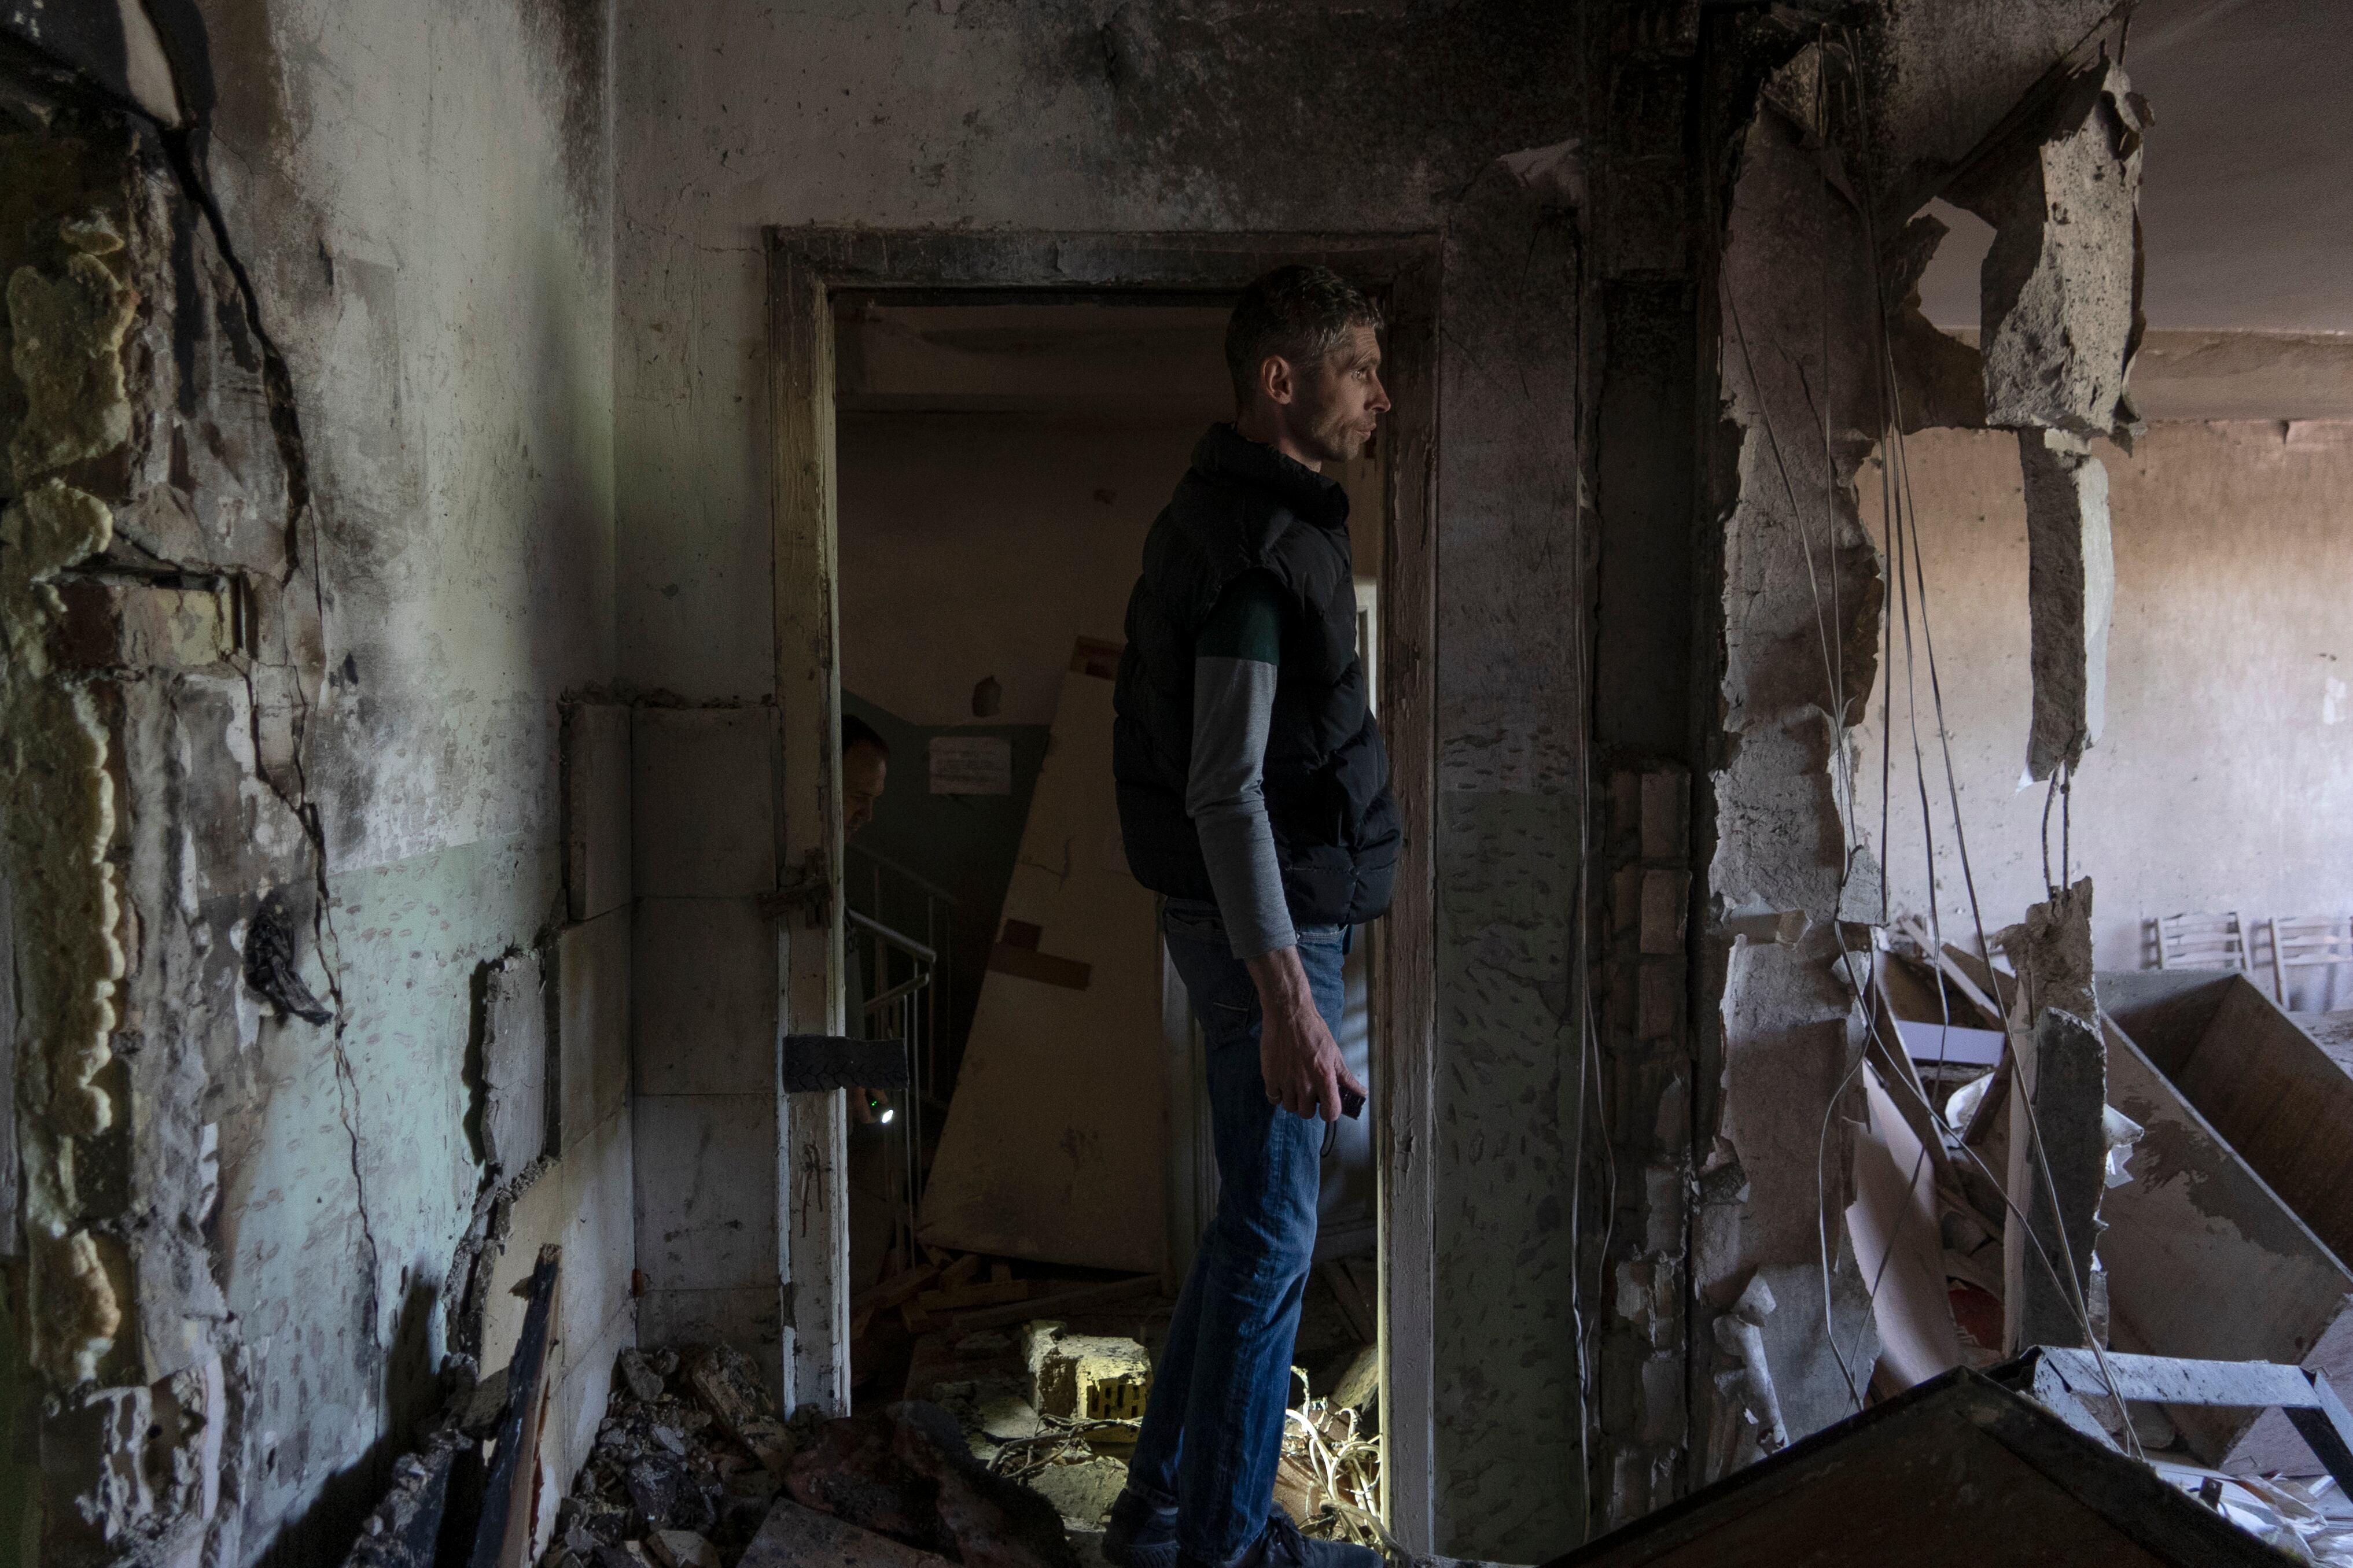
[865,973,933,1012]
[848,907,936,965]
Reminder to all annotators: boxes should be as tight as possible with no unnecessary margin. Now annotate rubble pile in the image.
[541,1346,798,1568]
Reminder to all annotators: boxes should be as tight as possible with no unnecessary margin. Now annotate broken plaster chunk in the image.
[6,252,137,484]
[1962,63,2144,437]
[2018,429,2113,781]
[1021,1321,1152,1422]
[480,949,548,1172]
[1708,1275,1786,1466]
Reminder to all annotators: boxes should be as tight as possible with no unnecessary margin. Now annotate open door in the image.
[769,250,852,1415]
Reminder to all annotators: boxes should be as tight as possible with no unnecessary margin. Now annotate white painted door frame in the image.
[764,230,1441,1549]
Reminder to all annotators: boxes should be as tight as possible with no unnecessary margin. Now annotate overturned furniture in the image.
[1542,1367,2286,1567]
[2101,968,2353,1470]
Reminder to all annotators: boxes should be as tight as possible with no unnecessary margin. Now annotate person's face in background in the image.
[844,739,889,837]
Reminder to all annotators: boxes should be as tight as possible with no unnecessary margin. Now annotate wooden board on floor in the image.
[917,644,1165,1272]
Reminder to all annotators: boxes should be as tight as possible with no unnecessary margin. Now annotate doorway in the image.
[766,231,1439,1552]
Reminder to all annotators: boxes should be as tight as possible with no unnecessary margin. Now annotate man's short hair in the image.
[842,714,889,759]
[1224,265,1383,409]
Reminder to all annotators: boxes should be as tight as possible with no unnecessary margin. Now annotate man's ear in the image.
[1259,353,1295,407]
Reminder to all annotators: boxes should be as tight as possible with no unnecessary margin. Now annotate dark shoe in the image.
[1103,1486,1180,1568]
[1199,1506,1386,1568]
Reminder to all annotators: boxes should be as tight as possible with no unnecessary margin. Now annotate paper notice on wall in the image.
[929,734,1012,795]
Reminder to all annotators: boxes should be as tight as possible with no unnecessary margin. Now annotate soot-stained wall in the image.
[613,3,1592,1555]
[0,3,620,1563]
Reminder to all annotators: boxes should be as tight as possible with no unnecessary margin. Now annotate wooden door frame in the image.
[765,227,1441,1549]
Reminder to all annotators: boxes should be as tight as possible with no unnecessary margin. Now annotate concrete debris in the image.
[548,1344,797,1568]
[1020,1322,1152,1422]
[1706,1275,1788,1481]
[619,1347,667,1404]
[2016,430,2115,780]
[785,1400,1080,1568]
[2002,876,2100,1034]
[1952,62,2145,438]
[684,1344,797,1480]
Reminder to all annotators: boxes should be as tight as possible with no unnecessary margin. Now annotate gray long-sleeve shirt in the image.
[1185,570,1294,960]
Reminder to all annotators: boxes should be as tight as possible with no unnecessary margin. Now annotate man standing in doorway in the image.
[1107,267,1398,1568]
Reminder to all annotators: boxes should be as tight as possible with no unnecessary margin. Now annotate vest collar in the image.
[1190,423,1350,530]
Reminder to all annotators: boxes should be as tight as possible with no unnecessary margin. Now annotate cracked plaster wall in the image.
[612,3,1592,1558]
[2,2,622,1563]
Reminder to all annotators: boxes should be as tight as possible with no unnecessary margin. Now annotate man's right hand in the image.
[1245,945,1366,1122]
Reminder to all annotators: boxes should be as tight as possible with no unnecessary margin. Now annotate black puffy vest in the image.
[1112,424,1399,928]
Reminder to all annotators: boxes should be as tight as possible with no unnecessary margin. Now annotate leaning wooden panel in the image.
[2104,969,2353,1269]
[917,643,1166,1272]
[2100,1015,2353,1472]
[1539,1370,2282,1568]
[769,238,852,1415]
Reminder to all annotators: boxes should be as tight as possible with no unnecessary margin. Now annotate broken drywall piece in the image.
[2003,1007,2107,1355]
[1845,1065,1964,1392]
[481,950,550,1176]
[1955,62,2145,438]
[2018,430,2113,781]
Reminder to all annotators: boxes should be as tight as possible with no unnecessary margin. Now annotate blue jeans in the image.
[1129,903,1350,1567]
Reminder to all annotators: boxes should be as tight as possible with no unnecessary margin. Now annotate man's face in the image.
[1290,323,1390,465]
[844,741,888,837]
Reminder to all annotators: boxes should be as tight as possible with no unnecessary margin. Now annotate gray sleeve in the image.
[1187,654,1295,960]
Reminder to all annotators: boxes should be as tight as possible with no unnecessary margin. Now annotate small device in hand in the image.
[1340,1084,1365,1120]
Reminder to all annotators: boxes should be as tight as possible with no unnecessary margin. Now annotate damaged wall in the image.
[1679,0,2137,1510]
[1859,420,2353,990]
[1,2,624,1563]
[613,3,1591,1557]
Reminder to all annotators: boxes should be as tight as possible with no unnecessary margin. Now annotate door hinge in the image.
[759,848,832,928]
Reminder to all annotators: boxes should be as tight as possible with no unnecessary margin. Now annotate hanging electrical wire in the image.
[1707,22,2142,1449]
